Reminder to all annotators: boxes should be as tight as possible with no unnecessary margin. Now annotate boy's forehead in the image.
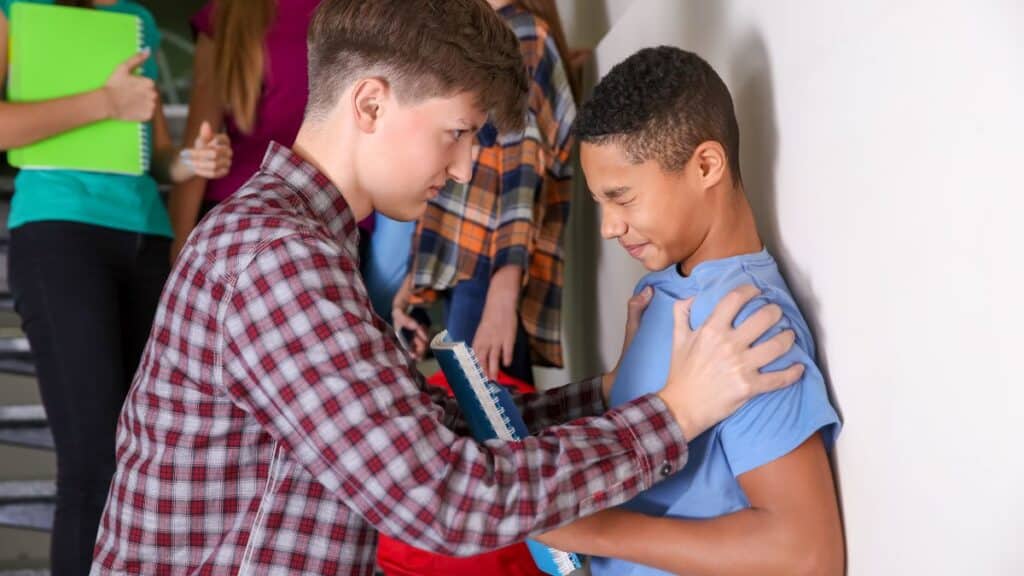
[581,141,638,181]
[427,91,488,125]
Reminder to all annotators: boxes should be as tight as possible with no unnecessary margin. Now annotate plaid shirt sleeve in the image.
[219,233,688,556]
[514,376,608,434]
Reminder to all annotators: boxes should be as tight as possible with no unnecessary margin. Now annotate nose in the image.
[447,138,474,184]
[600,204,627,240]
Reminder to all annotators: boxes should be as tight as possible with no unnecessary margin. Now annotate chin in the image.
[641,253,673,271]
[379,202,426,222]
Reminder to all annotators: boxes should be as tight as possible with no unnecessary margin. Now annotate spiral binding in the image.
[457,345,517,439]
[136,16,151,173]
[448,336,582,575]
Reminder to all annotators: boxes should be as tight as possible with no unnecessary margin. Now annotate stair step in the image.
[0,480,56,503]
[0,336,29,354]
[0,337,35,376]
[0,356,35,377]
[0,481,55,532]
[0,405,52,450]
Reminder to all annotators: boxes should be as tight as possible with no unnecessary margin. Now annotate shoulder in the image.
[122,1,157,28]
[503,6,555,65]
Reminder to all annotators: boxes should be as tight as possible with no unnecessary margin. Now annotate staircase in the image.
[0,177,54,573]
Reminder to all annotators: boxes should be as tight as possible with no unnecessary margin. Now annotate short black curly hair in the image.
[577,46,741,182]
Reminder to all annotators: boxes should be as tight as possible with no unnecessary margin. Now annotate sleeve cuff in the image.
[605,394,689,489]
[493,245,529,274]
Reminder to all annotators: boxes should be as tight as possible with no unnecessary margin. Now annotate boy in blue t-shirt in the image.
[537,47,845,574]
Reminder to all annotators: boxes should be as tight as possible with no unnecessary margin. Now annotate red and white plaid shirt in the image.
[91,143,688,575]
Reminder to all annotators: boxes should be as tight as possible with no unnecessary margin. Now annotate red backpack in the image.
[376,370,545,576]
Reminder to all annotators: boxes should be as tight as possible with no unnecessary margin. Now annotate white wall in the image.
[555,0,1024,574]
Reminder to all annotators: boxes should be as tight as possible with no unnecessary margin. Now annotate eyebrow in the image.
[457,119,481,132]
[595,186,631,200]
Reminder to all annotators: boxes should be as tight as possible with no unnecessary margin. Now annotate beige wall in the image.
[552,1,1023,574]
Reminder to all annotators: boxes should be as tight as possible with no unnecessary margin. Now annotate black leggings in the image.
[8,221,170,575]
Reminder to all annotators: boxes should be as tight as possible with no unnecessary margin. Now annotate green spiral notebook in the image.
[6,2,149,175]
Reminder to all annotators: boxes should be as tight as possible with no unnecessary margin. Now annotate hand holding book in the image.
[101,50,157,123]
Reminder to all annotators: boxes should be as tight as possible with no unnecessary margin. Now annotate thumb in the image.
[673,298,695,343]
[118,49,151,75]
[196,121,214,147]
[627,286,654,321]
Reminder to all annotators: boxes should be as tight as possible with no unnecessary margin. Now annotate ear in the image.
[350,77,390,134]
[692,140,729,190]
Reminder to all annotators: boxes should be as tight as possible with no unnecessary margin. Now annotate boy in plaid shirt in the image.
[91,2,802,574]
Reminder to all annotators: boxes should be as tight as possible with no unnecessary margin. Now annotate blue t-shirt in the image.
[1,0,171,237]
[592,250,841,576]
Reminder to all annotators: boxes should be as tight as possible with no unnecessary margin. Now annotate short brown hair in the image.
[306,0,528,133]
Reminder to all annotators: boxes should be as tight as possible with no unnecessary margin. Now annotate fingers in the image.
[745,328,796,369]
[750,363,805,396]
[411,332,428,359]
[626,286,653,327]
[734,302,783,348]
[501,333,514,370]
[489,346,500,380]
[185,145,233,179]
[196,121,214,146]
[707,285,761,331]
[118,49,151,74]
[672,298,695,343]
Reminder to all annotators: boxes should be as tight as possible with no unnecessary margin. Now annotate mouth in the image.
[425,185,443,200]
[621,241,650,259]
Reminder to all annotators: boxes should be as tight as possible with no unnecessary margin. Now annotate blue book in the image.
[430,330,583,576]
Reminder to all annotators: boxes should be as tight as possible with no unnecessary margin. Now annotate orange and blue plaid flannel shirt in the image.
[410,4,576,367]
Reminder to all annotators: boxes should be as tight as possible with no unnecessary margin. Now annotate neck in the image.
[487,0,515,9]
[679,182,763,276]
[292,118,373,222]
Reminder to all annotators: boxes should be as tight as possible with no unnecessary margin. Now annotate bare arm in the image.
[168,34,224,260]
[538,434,845,576]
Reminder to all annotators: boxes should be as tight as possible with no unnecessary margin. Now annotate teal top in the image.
[1,0,171,237]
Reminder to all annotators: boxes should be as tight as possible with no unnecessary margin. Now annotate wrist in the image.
[601,372,615,405]
[656,391,695,443]
[96,87,115,121]
[169,149,194,184]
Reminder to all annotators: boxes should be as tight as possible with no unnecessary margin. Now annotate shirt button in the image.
[660,462,673,477]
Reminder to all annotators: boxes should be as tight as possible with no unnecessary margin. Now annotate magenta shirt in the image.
[191,0,319,203]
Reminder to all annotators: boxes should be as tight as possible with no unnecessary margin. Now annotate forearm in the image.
[485,264,522,310]
[167,177,207,242]
[513,375,607,432]
[0,89,111,149]
[539,508,840,576]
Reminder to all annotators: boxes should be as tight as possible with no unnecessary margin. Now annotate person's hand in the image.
[473,266,521,380]
[102,51,157,122]
[602,286,654,403]
[391,275,428,360]
[180,121,232,180]
[659,285,805,441]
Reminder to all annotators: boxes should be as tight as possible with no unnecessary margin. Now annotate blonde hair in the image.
[213,0,275,134]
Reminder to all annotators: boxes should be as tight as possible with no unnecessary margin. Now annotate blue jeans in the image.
[444,262,533,384]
